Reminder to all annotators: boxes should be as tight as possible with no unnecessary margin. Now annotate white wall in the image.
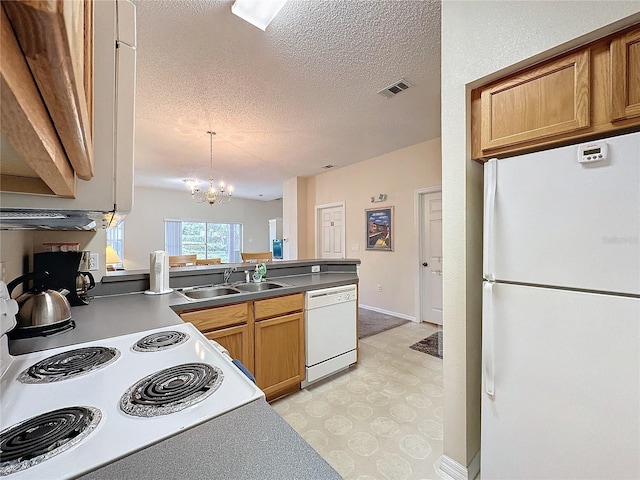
[441,2,640,473]
[0,231,33,289]
[282,177,308,260]
[306,139,441,319]
[124,186,283,270]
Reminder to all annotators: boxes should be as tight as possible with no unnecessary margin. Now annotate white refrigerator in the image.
[481,131,640,479]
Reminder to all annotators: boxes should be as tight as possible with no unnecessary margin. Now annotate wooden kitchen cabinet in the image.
[254,293,305,401]
[611,26,640,122]
[179,293,305,401]
[204,324,253,373]
[179,302,254,372]
[480,50,590,153]
[471,23,640,161]
[1,0,94,196]
[254,311,305,401]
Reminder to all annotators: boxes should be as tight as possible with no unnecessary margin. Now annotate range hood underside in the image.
[0,209,116,230]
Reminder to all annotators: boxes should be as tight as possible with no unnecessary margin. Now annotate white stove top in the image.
[0,322,264,479]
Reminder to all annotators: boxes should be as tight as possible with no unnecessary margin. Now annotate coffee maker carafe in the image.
[34,252,95,306]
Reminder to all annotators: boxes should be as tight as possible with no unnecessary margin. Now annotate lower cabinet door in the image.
[204,324,253,373]
[254,312,304,400]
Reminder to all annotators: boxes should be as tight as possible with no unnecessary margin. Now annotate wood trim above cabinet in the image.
[480,49,590,152]
[0,7,75,197]
[3,0,94,180]
[611,26,640,121]
[0,175,56,195]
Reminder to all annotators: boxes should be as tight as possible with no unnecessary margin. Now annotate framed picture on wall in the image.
[365,207,394,251]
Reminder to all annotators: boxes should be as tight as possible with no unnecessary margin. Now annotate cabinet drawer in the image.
[180,303,248,331]
[254,293,304,321]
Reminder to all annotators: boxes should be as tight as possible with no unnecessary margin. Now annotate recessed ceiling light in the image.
[231,0,288,31]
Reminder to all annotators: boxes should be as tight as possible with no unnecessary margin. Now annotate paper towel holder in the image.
[144,251,174,295]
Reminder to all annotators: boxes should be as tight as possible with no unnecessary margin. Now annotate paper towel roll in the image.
[145,251,173,295]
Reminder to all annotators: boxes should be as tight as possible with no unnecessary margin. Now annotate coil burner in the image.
[132,331,190,352]
[0,406,101,475]
[120,363,223,417]
[18,347,120,384]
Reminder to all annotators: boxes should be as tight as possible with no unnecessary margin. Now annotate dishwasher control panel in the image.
[305,284,357,309]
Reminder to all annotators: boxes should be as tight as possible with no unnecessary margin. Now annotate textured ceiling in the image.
[132,0,441,200]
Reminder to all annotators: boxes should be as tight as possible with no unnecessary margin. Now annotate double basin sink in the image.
[177,281,290,301]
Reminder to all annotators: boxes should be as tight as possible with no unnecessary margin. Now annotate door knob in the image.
[422,262,428,267]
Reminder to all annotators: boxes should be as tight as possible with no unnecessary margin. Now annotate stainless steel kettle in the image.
[7,272,72,329]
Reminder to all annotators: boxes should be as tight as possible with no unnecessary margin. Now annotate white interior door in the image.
[420,191,443,324]
[316,203,345,259]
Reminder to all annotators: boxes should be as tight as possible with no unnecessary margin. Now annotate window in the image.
[106,221,125,269]
[165,220,242,263]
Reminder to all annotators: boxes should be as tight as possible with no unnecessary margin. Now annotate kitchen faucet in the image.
[223,266,236,284]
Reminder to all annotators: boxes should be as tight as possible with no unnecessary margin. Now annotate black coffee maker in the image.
[34,252,95,306]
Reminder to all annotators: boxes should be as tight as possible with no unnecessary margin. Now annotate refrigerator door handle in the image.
[482,282,495,396]
[483,158,497,282]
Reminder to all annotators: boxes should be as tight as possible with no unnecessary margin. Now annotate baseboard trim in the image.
[437,451,480,480]
[358,304,416,322]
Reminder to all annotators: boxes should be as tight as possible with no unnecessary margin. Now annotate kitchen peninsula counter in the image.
[10,260,360,355]
[78,398,340,480]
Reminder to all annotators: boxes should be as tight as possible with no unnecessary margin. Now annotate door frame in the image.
[315,201,346,259]
[414,186,442,323]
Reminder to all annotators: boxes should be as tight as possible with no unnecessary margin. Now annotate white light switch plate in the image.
[311,265,320,273]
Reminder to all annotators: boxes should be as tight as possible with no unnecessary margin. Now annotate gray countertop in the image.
[9,291,182,355]
[9,271,359,355]
[78,398,340,480]
[7,267,356,479]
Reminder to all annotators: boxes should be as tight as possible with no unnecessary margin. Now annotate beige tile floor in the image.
[272,321,444,480]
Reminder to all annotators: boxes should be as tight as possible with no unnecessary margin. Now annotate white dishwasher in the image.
[303,284,357,387]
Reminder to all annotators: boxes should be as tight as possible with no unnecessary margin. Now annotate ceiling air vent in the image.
[377,78,413,98]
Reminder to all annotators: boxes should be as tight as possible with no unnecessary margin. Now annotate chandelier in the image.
[184,131,232,205]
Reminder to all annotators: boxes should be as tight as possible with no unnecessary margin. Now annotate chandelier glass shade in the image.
[184,131,232,205]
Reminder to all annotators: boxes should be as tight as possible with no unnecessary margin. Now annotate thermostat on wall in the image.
[578,141,608,164]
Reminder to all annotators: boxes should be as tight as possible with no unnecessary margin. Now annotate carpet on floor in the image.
[358,308,409,339]
[409,331,443,358]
